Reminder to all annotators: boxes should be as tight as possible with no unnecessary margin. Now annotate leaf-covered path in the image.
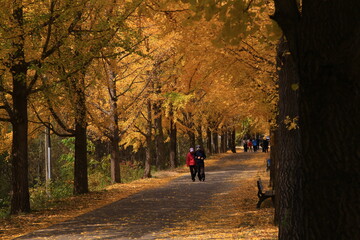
[16,153,277,239]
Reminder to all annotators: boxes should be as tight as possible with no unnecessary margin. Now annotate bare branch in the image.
[133,124,147,137]
[123,79,151,111]
[29,102,74,137]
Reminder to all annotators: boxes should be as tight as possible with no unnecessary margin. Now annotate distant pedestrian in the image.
[243,140,248,152]
[252,139,258,152]
[194,145,206,181]
[186,148,197,182]
[247,139,253,152]
[262,138,269,153]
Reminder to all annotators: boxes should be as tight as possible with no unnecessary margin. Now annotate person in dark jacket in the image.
[194,145,206,181]
[262,138,269,153]
[243,140,248,152]
[186,147,197,181]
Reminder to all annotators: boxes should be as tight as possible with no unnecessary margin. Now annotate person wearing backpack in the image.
[194,145,206,181]
[186,147,197,182]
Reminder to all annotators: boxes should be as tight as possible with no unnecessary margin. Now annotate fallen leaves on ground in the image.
[0,152,278,239]
[0,169,186,240]
[157,153,277,239]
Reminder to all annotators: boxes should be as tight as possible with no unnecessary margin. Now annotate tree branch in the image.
[133,124,147,137]
[29,102,74,137]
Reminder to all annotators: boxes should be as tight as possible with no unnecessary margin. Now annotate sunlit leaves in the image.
[283,116,299,130]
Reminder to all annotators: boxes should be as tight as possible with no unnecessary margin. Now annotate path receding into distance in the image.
[17,153,263,240]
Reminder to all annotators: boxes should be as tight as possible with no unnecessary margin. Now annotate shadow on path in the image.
[17,152,263,240]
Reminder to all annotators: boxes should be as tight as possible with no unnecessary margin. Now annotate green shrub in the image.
[120,161,144,183]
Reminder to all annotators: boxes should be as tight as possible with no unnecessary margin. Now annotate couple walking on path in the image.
[186,145,206,182]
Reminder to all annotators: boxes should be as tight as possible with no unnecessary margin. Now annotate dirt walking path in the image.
[14,152,277,240]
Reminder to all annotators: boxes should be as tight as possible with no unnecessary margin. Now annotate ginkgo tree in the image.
[33,0,140,194]
[0,0,101,214]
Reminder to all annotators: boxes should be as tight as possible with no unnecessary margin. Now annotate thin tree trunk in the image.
[108,68,121,183]
[220,132,226,153]
[110,135,121,183]
[269,126,277,189]
[153,103,165,169]
[143,100,152,178]
[230,128,236,153]
[196,125,204,148]
[188,130,196,148]
[169,116,177,169]
[206,128,212,155]
[221,128,228,153]
[213,132,219,154]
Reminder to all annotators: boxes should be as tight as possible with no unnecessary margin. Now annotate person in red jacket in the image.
[186,147,197,182]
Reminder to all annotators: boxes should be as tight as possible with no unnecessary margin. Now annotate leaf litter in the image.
[1,152,277,239]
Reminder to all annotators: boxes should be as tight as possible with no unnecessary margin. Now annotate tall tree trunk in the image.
[153,103,165,169]
[196,125,204,148]
[275,38,302,239]
[206,128,212,155]
[221,128,228,153]
[169,116,177,169]
[273,2,360,238]
[187,130,196,148]
[10,68,30,214]
[143,100,153,178]
[213,132,219,154]
[220,132,226,153]
[73,76,88,194]
[110,135,121,183]
[230,128,236,153]
[269,125,277,189]
[108,68,121,183]
[10,2,30,214]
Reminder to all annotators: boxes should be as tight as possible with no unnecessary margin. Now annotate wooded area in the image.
[0,0,359,239]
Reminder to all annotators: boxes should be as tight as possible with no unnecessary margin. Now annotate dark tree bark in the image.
[73,76,88,194]
[188,130,196,148]
[213,132,219,154]
[9,3,30,214]
[269,126,277,189]
[10,57,30,214]
[275,38,302,239]
[230,128,236,153]
[220,130,226,153]
[196,125,204,148]
[273,1,360,238]
[206,128,212,155]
